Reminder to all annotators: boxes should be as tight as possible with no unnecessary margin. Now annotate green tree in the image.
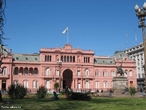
[54,82,59,90]
[129,87,136,98]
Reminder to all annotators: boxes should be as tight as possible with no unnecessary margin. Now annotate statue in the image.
[116,61,127,77]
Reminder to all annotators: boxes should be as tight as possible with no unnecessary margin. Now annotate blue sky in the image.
[3,0,146,56]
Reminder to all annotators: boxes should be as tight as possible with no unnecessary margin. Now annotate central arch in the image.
[63,69,73,89]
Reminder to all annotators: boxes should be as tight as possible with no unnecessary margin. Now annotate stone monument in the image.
[112,61,128,91]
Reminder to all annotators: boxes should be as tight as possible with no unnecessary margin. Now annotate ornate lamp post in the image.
[57,60,62,91]
[135,2,146,88]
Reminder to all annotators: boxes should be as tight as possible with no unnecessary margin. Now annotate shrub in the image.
[36,86,47,99]
[60,89,65,95]
[54,82,59,90]
[129,87,136,98]
[68,92,91,101]
[8,84,27,99]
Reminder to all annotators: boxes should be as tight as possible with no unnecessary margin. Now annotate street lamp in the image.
[135,2,146,88]
[57,60,62,91]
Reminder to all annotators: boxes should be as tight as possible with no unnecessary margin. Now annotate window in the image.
[125,70,128,77]
[142,73,145,78]
[14,80,18,86]
[14,67,18,75]
[95,81,100,88]
[78,83,81,89]
[103,81,108,88]
[103,70,107,76]
[129,70,132,77]
[85,69,89,76]
[46,80,50,89]
[46,68,50,76]
[95,70,99,76]
[34,68,38,75]
[56,70,59,76]
[84,57,90,63]
[24,68,28,75]
[2,67,7,75]
[111,71,115,77]
[33,80,38,88]
[45,55,52,62]
[85,81,89,89]
[77,70,81,76]
[26,57,28,60]
[23,80,28,88]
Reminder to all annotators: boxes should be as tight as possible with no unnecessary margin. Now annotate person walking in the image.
[65,86,70,99]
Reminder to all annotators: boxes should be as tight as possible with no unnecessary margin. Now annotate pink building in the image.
[0,44,137,93]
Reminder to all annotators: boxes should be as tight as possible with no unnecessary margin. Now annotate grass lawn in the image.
[0,94,146,110]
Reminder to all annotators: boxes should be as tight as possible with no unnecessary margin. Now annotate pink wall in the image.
[0,44,137,93]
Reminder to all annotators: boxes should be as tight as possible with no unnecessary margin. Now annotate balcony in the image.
[73,75,94,79]
[42,75,54,79]
[0,74,10,79]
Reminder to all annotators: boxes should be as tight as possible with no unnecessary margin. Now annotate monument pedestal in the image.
[112,77,128,94]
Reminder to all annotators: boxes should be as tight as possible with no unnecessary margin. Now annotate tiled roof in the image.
[94,58,115,65]
[13,53,40,62]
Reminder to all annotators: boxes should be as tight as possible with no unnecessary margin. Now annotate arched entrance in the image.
[63,69,73,89]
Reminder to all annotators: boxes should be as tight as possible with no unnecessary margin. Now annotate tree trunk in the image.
[0,90,3,102]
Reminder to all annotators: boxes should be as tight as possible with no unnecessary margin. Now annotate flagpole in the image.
[67,28,69,44]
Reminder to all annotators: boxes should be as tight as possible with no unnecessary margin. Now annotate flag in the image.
[62,27,68,34]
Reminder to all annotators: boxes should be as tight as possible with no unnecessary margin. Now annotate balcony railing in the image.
[0,74,10,79]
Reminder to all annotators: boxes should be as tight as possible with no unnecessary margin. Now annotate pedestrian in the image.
[51,91,59,100]
[142,90,146,98]
[109,89,113,96]
[65,86,69,99]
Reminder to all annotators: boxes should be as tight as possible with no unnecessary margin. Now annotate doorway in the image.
[63,69,73,89]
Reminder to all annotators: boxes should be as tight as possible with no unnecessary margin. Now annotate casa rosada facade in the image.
[0,44,137,93]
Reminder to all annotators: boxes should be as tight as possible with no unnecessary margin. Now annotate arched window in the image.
[33,80,38,88]
[46,68,50,76]
[95,81,100,88]
[125,70,128,77]
[85,81,89,89]
[111,70,115,77]
[129,70,132,77]
[2,67,7,75]
[85,69,89,76]
[103,81,108,88]
[34,68,38,75]
[103,70,107,76]
[23,80,28,88]
[95,70,99,76]
[24,67,28,75]
[14,67,19,75]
